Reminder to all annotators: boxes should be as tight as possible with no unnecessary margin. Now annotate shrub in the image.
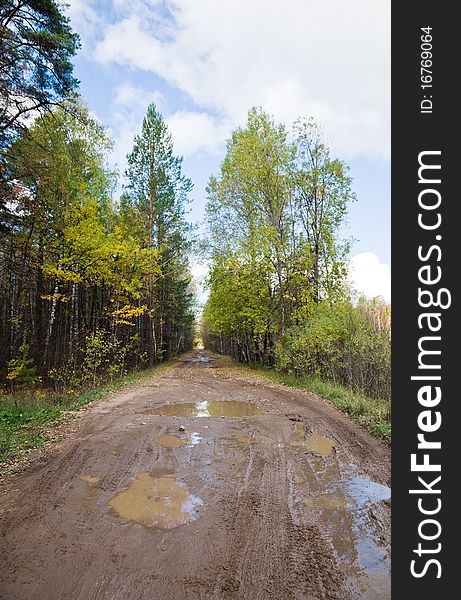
[276,298,390,401]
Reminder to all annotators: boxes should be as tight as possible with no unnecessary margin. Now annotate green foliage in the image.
[1,0,79,255]
[123,102,192,246]
[203,107,389,412]
[0,30,198,460]
[122,102,196,362]
[0,401,62,463]
[1,99,196,394]
[0,0,79,145]
[203,108,356,364]
[276,298,391,400]
[81,330,115,386]
[7,343,37,388]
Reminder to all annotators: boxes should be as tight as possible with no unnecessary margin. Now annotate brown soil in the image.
[0,351,390,600]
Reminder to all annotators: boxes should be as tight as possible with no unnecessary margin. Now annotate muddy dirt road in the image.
[0,351,390,600]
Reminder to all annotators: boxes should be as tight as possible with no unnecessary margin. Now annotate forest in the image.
[202,108,391,402]
[1,2,195,395]
[1,1,390,460]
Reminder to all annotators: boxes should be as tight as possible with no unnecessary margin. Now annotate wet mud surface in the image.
[0,350,390,599]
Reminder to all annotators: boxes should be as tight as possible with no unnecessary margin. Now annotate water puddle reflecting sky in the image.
[295,464,390,599]
[144,400,262,418]
[108,472,202,529]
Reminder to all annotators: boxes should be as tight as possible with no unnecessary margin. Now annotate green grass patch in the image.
[0,361,173,465]
[244,363,391,443]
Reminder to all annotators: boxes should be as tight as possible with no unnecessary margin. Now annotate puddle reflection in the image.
[295,460,390,598]
[145,400,262,418]
[289,433,336,457]
[109,472,202,529]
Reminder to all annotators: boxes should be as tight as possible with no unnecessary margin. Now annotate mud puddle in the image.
[289,428,336,457]
[294,457,390,599]
[288,418,390,597]
[154,434,187,448]
[0,349,391,600]
[346,477,391,598]
[145,400,262,417]
[289,434,336,456]
[108,472,202,529]
[346,477,391,508]
[195,352,213,363]
[180,351,217,367]
[188,431,202,446]
[154,432,203,447]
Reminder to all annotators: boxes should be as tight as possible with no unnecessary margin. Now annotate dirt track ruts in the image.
[0,351,390,600]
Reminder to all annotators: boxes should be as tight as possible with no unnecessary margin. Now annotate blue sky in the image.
[67,0,390,302]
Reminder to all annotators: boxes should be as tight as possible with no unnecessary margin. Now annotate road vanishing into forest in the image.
[0,351,390,600]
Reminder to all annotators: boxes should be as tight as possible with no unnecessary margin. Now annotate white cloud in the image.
[93,0,390,161]
[66,0,103,48]
[166,111,229,158]
[348,252,391,303]
[112,83,164,114]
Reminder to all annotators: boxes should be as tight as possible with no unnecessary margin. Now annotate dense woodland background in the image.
[1,1,390,408]
[1,1,195,393]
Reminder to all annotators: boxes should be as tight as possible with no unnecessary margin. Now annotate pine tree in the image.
[123,103,194,362]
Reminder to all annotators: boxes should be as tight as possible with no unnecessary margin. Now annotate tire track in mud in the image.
[0,351,390,600]
[214,446,352,600]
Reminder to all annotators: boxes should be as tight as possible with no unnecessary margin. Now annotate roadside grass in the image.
[0,361,173,465]
[243,363,391,443]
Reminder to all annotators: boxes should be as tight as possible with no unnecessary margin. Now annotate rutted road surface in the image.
[0,351,390,600]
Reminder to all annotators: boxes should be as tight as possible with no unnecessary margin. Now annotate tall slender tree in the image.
[122,103,194,362]
[291,118,355,306]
